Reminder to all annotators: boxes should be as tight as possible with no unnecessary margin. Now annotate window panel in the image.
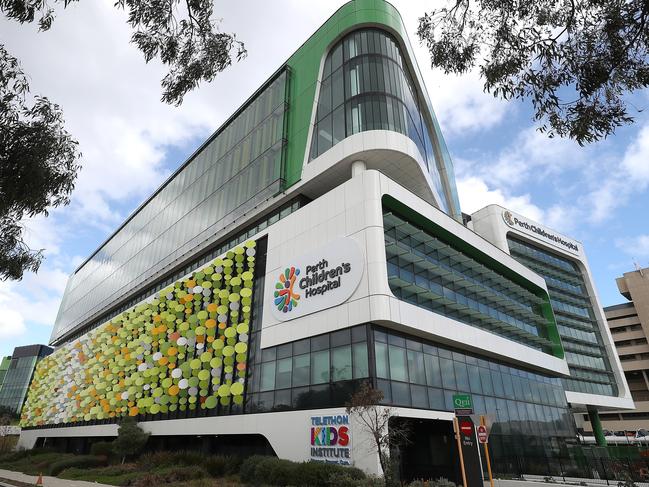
[332,346,352,381]
[352,342,369,378]
[311,350,330,385]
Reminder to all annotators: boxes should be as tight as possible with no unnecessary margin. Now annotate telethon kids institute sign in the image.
[310,414,352,465]
[271,237,364,321]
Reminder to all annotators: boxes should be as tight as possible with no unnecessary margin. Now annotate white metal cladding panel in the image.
[260,170,569,376]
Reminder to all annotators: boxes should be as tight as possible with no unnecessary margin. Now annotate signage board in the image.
[453,393,473,415]
[502,210,579,255]
[477,425,488,443]
[271,237,364,322]
[309,414,352,465]
[455,415,483,487]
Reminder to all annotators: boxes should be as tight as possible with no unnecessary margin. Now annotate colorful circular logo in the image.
[274,267,300,313]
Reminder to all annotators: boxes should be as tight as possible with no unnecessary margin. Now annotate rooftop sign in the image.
[502,210,579,255]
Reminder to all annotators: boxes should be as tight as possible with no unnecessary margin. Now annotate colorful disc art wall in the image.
[21,240,257,427]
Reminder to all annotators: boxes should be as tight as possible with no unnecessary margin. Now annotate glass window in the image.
[352,342,369,378]
[468,365,482,394]
[292,354,310,387]
[424,354,442,388]
[375,342,389,379]
[276,358,292,389]
[311,350,330,384]
[392,382,411,407]
[440,357,456,390]
[311,334,329,352]
[260,362,275,392]
[454,362,470,392]
[407,350,426,384]
[332,346,352,381]
[388,345,408,382]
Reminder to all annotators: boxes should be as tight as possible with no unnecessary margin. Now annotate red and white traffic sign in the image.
[477,425,488,443]
[460,420,473,437]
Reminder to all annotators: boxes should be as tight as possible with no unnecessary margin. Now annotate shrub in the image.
[49,455,106,475]
[130,466,208,486]
[256,457,296,486]
[203,455,242,477]
[296,461,365,486]
[430,478,456,487]
[239,455,366,486]
[90,441,114,457]
[239,455,269,484]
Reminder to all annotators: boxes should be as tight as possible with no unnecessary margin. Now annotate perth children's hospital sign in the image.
[270,237,364,321]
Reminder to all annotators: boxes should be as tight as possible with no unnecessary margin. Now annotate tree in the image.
[0,0,245,280]
[417,0,649,145]
[112,416,149,463]
[1,0,246,106]
[345,383,410,486]
[0,45,80,281]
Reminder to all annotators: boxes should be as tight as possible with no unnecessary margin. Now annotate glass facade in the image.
[0,346,51,414]
[245,325,370,413]
[0,356,10,393]
[52,70,289,343]
[373,327,575,458]
[242,322,574,458]
[384,206,557,354]
[310,28,446,210]
[507,236,618,396]
[57,197,307,346]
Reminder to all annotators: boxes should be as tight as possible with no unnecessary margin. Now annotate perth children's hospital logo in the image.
[274,267,301,313]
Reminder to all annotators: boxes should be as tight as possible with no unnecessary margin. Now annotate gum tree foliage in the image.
[0,46,80,280]
[0,0,245,280]
[417,0,649,145]
[346,383,410,486]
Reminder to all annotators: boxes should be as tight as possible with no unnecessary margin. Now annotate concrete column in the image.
[351,160,366,177]
[588,406,607,446]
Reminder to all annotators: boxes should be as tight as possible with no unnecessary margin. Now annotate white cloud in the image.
[0,308,27,340]
[456,176,545,222]
[622,124,649,185]
[616,235,649,258]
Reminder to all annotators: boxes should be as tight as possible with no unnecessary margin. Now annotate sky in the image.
[1,0,648,359]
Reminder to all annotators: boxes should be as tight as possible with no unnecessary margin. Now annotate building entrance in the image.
[390,417,461,484]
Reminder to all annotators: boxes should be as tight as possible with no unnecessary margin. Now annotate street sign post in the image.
[454,415,482,487]
[477,425,488,443]
[480,415,494,487]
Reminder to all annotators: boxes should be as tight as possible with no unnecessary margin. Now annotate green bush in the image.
[49,455,106,475]
[89,441,114,457]
[130,465,208,486]
[239,455,366,486]
[239,455,268,484]
[203,454,242,477]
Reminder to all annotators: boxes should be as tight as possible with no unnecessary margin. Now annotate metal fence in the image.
[491,455,649,485]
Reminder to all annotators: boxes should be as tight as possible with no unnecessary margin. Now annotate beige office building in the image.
[584,266,649,433]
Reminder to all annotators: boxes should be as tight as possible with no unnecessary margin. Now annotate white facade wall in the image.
[262,170,569,376]
[471,204,633,411]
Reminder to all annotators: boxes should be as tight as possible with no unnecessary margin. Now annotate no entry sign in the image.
[477,425,488,443]
[460,420,473,437]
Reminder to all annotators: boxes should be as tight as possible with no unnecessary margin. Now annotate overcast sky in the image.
[1,0,648,357]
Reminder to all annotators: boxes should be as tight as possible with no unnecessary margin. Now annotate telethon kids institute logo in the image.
[274,267,301,313]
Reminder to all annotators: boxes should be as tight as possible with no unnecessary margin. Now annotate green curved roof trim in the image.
[21,240,257,427]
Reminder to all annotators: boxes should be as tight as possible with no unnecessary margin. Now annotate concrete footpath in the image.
[0,469,113,487]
